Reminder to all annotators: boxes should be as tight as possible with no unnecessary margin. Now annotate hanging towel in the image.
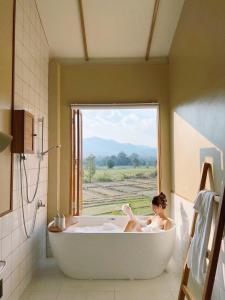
[187,190,215,284]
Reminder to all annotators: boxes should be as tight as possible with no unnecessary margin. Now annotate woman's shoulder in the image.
[162,218,172,230]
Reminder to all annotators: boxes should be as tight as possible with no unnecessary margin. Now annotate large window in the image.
[71,105,159,216]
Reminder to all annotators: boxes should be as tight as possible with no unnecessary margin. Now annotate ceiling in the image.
[36,0,185,61]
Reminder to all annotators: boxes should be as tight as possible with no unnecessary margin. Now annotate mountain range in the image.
[83,137,157,158]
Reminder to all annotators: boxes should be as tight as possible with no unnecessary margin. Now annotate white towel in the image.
[187,190,215,284]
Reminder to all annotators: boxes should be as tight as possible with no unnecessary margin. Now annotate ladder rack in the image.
[178,162,225,300]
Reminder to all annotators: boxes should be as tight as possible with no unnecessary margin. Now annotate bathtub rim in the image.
[48,216,176,235]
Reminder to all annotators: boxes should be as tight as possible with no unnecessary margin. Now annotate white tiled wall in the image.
[170,193,225,300]
[0,0,49,299]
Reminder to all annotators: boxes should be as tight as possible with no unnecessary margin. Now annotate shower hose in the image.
[19,153,42,238]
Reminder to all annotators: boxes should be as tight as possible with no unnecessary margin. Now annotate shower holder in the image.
[0,261,6,274]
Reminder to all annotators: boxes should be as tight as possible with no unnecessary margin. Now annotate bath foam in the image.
[65,222,124,233]
[64,221,163,233]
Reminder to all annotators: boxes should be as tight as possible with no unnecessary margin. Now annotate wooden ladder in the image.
[178,162,225,300]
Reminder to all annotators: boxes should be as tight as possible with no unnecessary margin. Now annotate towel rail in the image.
[178,162,225,300]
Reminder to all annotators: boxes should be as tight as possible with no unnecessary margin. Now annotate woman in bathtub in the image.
[123,192,172,232]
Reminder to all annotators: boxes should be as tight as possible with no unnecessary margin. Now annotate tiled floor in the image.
[20,259,180,300]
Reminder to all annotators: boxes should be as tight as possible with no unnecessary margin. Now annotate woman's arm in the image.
[135,216,152,227]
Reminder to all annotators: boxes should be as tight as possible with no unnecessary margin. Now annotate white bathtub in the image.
[49,216,175,279]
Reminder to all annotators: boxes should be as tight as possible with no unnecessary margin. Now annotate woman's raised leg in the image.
[124,219,142,232]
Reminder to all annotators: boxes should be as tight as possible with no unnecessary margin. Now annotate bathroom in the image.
[0,0,225,299]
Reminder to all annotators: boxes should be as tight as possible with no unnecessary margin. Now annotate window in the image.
[71,105,160,216]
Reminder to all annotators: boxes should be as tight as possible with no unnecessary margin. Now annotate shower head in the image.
[41,144,61,156]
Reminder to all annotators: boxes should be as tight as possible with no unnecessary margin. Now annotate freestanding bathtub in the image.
[48,216,175,279]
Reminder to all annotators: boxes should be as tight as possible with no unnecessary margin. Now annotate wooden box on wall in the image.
[12,110,34,154]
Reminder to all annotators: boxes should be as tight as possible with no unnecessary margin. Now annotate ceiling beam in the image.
[78,0,89,61]
[145,0,160,61]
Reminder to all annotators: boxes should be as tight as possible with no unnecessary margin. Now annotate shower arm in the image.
[38,117,61,157]
[41,145,61,156]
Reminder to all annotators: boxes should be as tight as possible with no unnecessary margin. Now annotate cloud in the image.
[82,108,157,147]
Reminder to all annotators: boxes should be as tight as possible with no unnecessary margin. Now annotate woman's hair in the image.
[152,192,167,209]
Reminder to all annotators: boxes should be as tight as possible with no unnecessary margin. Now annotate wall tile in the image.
[2,235,12,260]
[0,0,49,298]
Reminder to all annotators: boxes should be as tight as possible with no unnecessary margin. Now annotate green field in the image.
[82,166,157,216]
[83,197,154,216]
[83,166,157,183]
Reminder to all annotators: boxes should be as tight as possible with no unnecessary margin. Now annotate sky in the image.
[82,108,157,147]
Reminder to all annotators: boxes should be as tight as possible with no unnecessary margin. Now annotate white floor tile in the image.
[57,288,86,300]
[19,259,180,300]
[61,278,116,292]
[116,289,175,300]
[152,290,175,300]
[115,290,145,300]
[86,291,114,300]
[60,279,88,290]
[20,290,59,300]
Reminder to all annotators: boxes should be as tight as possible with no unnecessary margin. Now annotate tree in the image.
[133,158,140,168]
[107,159,115,169]
[87,154,96,183]
[117,152,130,166]
[130,153,140,168]
[110,155,118,165]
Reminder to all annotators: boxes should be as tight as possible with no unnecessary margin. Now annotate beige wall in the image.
[49,61,170,217]
[0,0,14,214]
[170,0,225,200]
[169,0,225,297]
